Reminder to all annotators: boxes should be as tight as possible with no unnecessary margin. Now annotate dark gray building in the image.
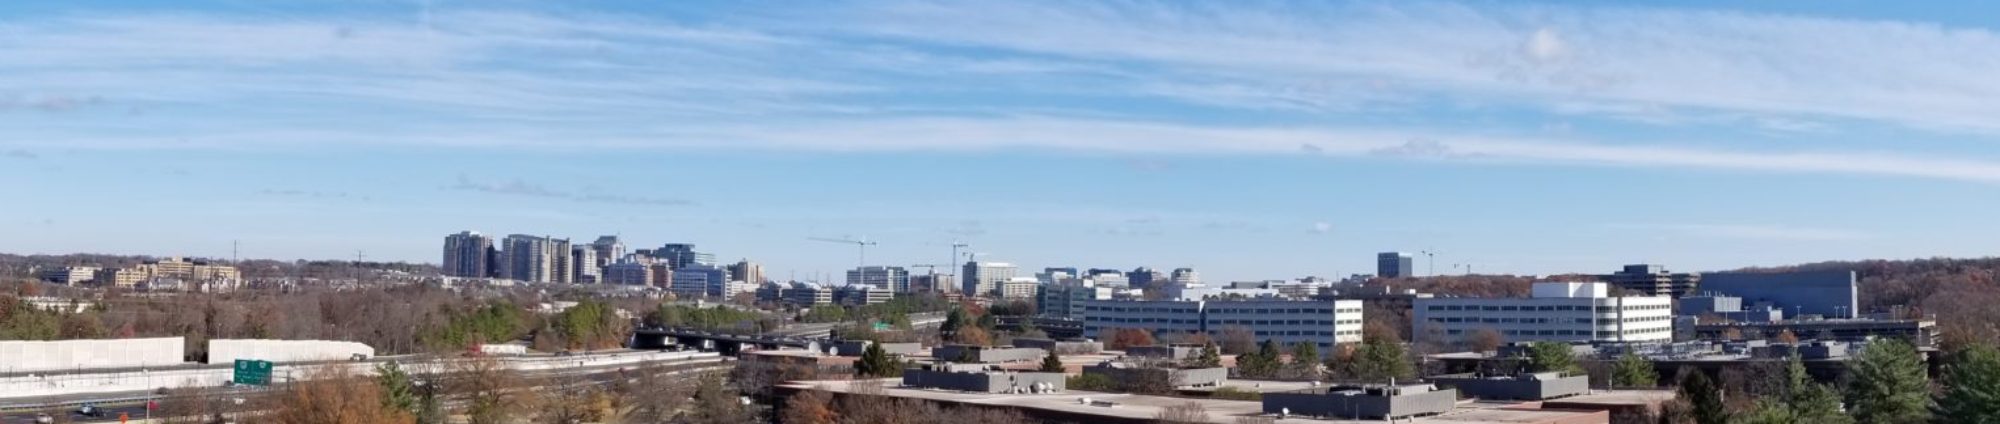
[654,243,714,270]
[1699,270,1858,317]
[1430,372,1589,401]
[901,363,1066,393]
[1603,264,1701,297]
[1377,252,1414,278]
[1262,384,1456,420]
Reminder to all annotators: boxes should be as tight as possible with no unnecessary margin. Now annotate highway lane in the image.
[2,356,730,424]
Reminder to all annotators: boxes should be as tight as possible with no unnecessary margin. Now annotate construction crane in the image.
[950,241,968,268]
[809,236,877,268]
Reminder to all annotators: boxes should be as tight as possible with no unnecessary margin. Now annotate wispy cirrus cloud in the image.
[447,175,695,207]
[7,1,2000,187]
[1606,223,1868,242]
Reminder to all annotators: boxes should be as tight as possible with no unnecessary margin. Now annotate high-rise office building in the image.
[962,261,1018,296]
[847,266,911,293]
[1170,268,1201,286]
[1001,278,1039,299]
[655,243,715,269]
[1128,267,1164,290]
[503,234,559,283]
[728,259,766,285]
[442,231,493,278]
[571,246,600,284]
[1377,252,1414,278]
[590,236,624,269]
[911,274,955,293]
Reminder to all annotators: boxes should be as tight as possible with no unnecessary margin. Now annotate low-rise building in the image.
[92,267,147,288]
[1692,318,1937,346]
[1412,282,1674,344]
[783,282,833,306]
[1125,344,1204,361]
[1261,384,1458,420]
[833,285,892,306]
[900,363,1066,393]
[40,266,98,285]
[1430,372,1590,401]
[1082,298,1364,353]
[931,345,1046,364]
[1081,360,1228,389]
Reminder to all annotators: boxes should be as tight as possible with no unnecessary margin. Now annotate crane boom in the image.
[808,236,877,268]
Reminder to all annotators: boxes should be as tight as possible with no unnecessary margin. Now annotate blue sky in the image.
[5,1,2000,281]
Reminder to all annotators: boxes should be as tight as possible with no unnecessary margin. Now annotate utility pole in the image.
[1420,249,1438,277]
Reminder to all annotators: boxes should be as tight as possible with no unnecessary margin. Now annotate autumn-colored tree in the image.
[954,325,992,346]
[266,365,416,424]
[1774,329,1800,344]
[780,387,839,424]
[1106,328,1157,350]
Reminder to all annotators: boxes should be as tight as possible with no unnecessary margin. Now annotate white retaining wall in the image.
[0,350,723,399]
[206,339,376,364]
[0,337,184,373]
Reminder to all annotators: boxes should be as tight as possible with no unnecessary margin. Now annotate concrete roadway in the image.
[1,355,730,424]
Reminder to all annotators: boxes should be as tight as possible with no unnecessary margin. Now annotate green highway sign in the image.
[232,359,273,386]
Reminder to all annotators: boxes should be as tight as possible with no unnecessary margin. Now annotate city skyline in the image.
[8,1,2000,281]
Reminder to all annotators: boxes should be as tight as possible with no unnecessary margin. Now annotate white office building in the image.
[1081,298,1365,352]
[1000,277,1039,299]
[962,261,1017,296]
[847,266,912,293]
[1039,283,1114,319]
[1412,282,1674,344]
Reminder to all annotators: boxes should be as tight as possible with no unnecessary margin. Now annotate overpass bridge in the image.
[635,311,949,355]
[994,316,1085,339]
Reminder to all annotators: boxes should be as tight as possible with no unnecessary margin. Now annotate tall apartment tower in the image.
[1377,252,1414,278]
[503,234,558,283]
[549,238,574,284]
[728,259,765,285]
[962,261,1018,296]
[571,246,600,284]
[442,231,493,278]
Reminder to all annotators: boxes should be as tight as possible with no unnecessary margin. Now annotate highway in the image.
[1,352,729,424]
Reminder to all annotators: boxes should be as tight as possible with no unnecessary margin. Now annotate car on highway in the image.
[76,404,104,418]
[34,413,53,424]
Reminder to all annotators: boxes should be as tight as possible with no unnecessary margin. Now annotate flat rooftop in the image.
[783,379,1608,424]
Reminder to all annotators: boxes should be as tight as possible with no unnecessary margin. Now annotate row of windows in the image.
[1440,327,1670,337]
[1423,303,1669,312]
[1083,306,1362,315]
[1077,327,1363,339]
[1094,317,1354,327]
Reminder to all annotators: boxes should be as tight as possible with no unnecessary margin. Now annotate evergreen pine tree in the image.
[940,308,965,336]
[856,342,900,378]
[1846,338,1932,424]
[1190,343,1222,368]
[1934,343,2000,423]
[1679,371,1730,424]
[1783,354,1852,424]
[1040,348,1065,372]
[375,361,417,414]
[1610,353,1657,388]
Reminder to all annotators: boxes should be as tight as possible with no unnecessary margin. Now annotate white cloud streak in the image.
[5,2,2000,185]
